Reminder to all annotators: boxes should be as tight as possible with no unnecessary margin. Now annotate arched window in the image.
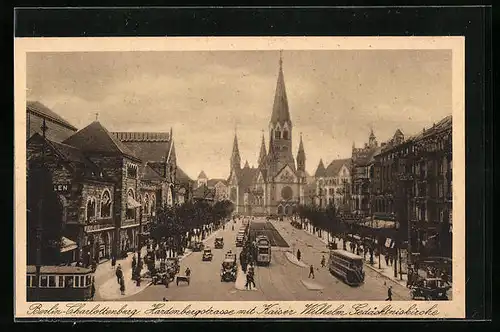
[283,130,289,140]
[100,190,112,218]
[126,189,136,220]
[151,194,156,216]
[144,194,150,215]
[86,197,97,223]
[275,129,281,139]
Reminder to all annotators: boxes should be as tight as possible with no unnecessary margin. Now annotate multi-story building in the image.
[350,130,381,216]
[372,115,452,258]
[27,101,78,142]
[27,119,180,265]
[313,158,351,210]
[193,172,229,202]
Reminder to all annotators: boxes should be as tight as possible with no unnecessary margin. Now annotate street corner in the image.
[301,279,325,291]
[284,252,308,268]
[97,278,153,301]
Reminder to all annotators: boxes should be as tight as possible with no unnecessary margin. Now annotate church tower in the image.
[230,131,241,171]
[369,128,378,148]
[268,51,295,174]
[296,133,306,172]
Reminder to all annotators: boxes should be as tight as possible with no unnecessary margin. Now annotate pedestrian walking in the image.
[132,255,137,273]
[120,277,126,295]
[385,286,393,301]
[308,265,315,279]
[245,273,252,290]
[111,255,116,269]
[321,255,326,268]
[296,249,301,261]
[115,264,123,284]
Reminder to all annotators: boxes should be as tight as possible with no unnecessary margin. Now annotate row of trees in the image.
[295,203,349,248]
[149,199,234,254]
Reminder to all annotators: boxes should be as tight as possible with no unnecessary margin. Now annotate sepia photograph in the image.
[15,37,465,318]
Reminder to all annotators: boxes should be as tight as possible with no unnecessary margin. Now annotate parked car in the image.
[202,248,213,261]
[193,241,204,252]
[220,259,237,282]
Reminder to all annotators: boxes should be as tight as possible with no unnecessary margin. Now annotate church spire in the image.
[258,130,267,166]
[270,50,291,125]
[230,129,241,171]
[296,132,306,172]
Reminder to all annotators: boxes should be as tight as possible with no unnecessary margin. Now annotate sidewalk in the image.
[298,222,408,288]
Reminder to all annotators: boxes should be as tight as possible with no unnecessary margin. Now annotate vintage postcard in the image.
[14,36,465,319]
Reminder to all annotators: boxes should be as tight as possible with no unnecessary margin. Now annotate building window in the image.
[126,189,136,220]
[144,194,150,215]
[283,130,289,140]
[86,197,97,223]
[151,194,156,216]
[438,183,444,198]
[100,190,112,218]
[275,129,281,139]
[127,164,138,178]
[329,188,334,195]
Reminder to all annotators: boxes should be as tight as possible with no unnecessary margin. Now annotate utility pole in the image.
[35,119,48,301]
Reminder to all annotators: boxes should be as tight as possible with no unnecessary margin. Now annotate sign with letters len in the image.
[53,183,71,192]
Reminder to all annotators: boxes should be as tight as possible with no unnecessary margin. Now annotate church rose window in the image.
[281,186,293,200]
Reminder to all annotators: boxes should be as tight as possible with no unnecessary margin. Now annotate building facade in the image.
[372,116,452,258]
[313,158,352,210]
[228,54,307,216]
[350,130,381,216]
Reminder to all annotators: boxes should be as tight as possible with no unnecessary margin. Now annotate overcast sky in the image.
[27,50,452,179]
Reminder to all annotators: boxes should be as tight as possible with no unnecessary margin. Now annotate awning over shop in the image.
[127,195,142,208]
[60,237,78,253]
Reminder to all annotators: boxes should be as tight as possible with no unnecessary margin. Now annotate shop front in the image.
[81,224,115,265]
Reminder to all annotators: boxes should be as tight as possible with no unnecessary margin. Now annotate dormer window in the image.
[275,129,281,139]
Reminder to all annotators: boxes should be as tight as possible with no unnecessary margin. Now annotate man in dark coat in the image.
[385,286,393,301]
[115,264,123,284]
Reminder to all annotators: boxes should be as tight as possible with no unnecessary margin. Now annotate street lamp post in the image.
[135,205,143,286]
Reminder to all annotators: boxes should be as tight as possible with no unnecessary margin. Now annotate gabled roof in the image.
[176,167,193,184]
[63,121,140,161]
[325,158,351,177]
[314,159,327,177]
[352,146,380,167]
[28,133,105,180]
[407,115,452,143]
[198,170,208,179]
[27,101,78,131]
[192,185,215,200]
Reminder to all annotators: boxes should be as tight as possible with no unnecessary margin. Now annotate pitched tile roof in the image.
[112,132,171,163]
[27,101,78,131]
[63,121,140,161]
[176,167,193,183]
[141,162,164,181]
[325,158,351,177]
[314,159,327,177]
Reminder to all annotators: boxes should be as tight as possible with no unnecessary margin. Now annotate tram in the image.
[328,249,365,286]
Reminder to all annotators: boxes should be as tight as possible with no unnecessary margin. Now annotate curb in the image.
[364,262,407,287]
[284,252,308,268]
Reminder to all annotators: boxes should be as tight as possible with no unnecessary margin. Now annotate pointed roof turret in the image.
[258,131,267,166]
[297,133,306,160]
[314,159,327,178]
[244,160,250,168]
[198,170,208,179]
[230,129,241,170]
[270,51,291,125]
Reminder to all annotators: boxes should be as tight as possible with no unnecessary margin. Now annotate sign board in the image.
[53,183,71,192]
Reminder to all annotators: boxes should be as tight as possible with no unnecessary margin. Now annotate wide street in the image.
[124,217,411,301]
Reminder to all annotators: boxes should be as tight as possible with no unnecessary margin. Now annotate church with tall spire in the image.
[228,52,308,216]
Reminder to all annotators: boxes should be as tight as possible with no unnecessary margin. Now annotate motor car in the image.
[214,237,224,249]
[225,251,237,262]
[192,241,204,252]
[220,259,237,282]
[202,248,213,261]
